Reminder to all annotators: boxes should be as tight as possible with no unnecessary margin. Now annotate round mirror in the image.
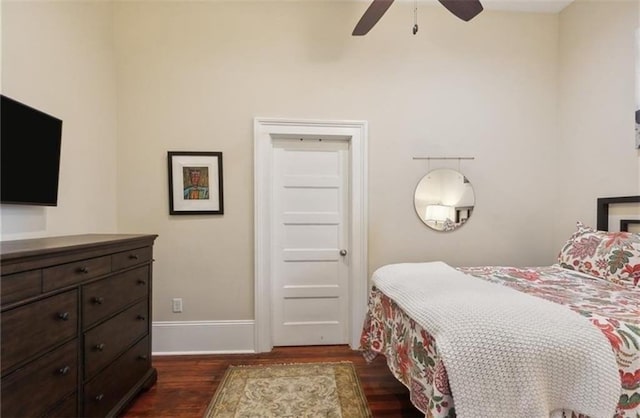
[414,168,475,232]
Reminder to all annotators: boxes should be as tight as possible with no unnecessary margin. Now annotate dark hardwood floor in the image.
[122,345,424,418]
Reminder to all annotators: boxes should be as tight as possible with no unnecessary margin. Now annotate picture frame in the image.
[168,151,224,215]
[636,28,640,148]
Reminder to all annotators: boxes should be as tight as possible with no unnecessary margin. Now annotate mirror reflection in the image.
[414,168,475,232]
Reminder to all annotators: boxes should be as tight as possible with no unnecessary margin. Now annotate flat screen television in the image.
[1,95,63,206]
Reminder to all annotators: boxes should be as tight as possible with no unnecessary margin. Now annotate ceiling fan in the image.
[352,0,483,36]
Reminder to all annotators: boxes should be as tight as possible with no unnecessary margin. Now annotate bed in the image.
[360,196,640,418]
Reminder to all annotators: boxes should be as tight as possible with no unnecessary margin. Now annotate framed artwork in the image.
[168,151,224,215]
[636,28,640,148]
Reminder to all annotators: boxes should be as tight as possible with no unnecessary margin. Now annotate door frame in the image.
[254,117,368,353]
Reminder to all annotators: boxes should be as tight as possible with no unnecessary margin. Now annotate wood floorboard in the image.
[121,345,424,418]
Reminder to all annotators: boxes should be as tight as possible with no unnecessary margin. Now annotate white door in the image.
[271,138,349,346]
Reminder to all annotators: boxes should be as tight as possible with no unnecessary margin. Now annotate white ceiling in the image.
[296,0,577,14]
[481,0,575,13]
[404,0,575,14]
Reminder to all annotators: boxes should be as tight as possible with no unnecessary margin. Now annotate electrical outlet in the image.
[172,298,183,313]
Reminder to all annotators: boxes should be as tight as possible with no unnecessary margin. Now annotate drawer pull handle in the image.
[57,366,71,375]
[129,254,139,260]
[78,266,89,274]
[137,279,147,286]
[95,343,105,351]
[57,312,70,321]
[137,314,146,321]
[95,394,104,402]
[92,296,104,305]
[138,354,148,360]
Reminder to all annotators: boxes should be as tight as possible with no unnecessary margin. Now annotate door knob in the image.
[339,249,347,256]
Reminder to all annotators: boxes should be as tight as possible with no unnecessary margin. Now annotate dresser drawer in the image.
[44,393,78,418]
[1,269,42,305]
[43,256,111,292]
[1,339,77,418]
[83,300,148,379]
[82,266,150,329]
[111,246,152,271]
[1,290,78,373]
[83,335,151,418]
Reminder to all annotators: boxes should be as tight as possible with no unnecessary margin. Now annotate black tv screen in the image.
[1,95,63,206]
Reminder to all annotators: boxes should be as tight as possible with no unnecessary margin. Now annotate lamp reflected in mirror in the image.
[425,204,451,226]
[414,168,475,232]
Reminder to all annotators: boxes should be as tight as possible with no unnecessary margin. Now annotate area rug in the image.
[203,361,372,418]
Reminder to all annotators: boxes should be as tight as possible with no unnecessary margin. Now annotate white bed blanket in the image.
[372,261,620,418]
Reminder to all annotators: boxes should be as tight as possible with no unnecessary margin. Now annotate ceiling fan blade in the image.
[352,0,395,36]
[438,0,483,22]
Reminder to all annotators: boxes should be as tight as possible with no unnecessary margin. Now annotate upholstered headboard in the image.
[596,195,640,231]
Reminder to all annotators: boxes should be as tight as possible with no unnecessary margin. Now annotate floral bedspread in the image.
[359,264,640,418]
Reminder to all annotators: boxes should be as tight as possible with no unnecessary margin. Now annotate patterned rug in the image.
[203,361,372,418]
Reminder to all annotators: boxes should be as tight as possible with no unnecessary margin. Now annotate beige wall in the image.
[555,0,640,245]
[2,1,637,324]
[113,1,560,321]
[0,1,118,240]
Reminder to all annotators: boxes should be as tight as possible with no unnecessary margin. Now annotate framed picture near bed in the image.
[636,28,640,148]
[168,151,224,215]
[597,195,640,231]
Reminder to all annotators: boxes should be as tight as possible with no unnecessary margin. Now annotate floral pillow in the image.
[558,221,640,288]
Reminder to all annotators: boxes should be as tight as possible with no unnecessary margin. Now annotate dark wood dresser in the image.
[0,233,158,418]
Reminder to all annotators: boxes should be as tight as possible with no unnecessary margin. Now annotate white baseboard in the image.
[151,320,255,355]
